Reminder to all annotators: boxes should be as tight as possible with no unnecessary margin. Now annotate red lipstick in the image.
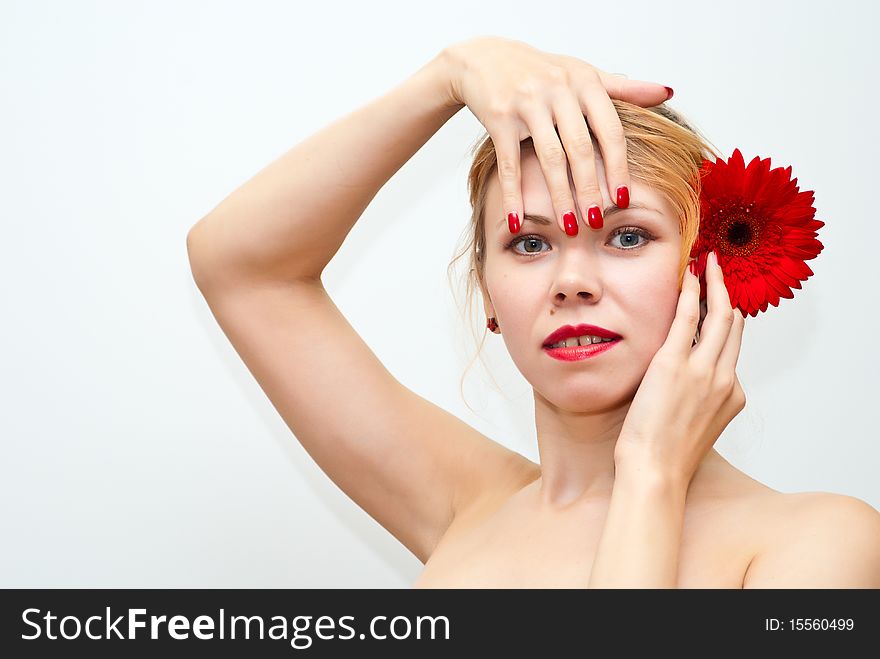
[542,323,622,362]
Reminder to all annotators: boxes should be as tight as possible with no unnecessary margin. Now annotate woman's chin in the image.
[535,385,631,414]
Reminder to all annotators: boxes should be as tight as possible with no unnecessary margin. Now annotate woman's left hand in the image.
[614,250,747,485]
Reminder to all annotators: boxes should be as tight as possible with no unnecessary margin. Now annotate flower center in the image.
[714,201,762,257]
[728,220,752,246]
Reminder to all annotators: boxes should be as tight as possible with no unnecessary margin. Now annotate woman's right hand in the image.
[442,36,672,235]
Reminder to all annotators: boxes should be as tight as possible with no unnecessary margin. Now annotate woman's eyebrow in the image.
[495,203,661,230]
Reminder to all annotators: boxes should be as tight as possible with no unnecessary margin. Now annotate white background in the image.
[2,0,877,587]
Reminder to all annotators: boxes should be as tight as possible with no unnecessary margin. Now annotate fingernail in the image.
[616,185,629,209]
[587,205,603,230]
[664,86,674,101]
[563,211,578,236]
[508,211,520,233]
[710,249,718,267]
[688,260,697,276]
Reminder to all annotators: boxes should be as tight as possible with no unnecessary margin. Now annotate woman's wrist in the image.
[414,48,466,114]
[613,446,691,494]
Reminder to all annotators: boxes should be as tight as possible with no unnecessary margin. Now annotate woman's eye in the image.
[507,235,550,255]
[609,228,653,249]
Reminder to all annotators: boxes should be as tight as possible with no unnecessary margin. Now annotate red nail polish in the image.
[508,212,520,233]
[616,186,629,209]
[587,205,603,230]
[563,211,578,236]
[664,86,674,101]
[689,260,696,276]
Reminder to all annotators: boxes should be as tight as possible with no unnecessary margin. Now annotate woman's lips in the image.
[542,339,621,361]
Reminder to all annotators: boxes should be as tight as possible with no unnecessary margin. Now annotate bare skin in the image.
[413,450,781,588]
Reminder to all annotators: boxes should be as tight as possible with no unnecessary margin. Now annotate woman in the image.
[186,36,880,588]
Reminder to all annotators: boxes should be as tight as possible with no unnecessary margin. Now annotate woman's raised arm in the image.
[184,48,534,565]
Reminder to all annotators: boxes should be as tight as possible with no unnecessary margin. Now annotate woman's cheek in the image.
[639,283,680,351]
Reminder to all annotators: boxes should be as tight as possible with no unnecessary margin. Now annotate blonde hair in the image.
[446,99,721,402]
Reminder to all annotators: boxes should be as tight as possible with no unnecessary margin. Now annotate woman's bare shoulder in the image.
[746,489,875,534]
[702,462,880,586]
[705,460,877,532]
[740,487,880,587]
[767,489,880,537]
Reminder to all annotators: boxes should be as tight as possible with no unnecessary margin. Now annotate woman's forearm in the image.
[187,50,464,288]
[587,464,689,588]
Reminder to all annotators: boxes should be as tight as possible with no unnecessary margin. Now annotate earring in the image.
[486,317,499,333]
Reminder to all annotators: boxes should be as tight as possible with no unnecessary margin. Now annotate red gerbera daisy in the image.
[690,148,824,317]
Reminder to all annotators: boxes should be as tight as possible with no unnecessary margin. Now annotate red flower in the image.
[690,148,824,317]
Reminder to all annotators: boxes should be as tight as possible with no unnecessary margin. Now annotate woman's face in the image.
[482,149,684,411]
